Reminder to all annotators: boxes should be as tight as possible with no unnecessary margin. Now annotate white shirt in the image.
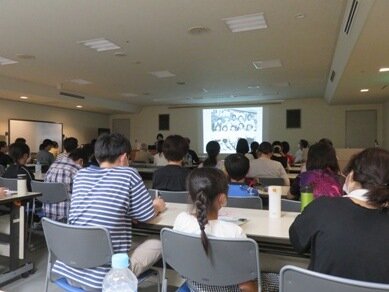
[173,212,246,239]
[247,157,290,186]
[153,153,168,166]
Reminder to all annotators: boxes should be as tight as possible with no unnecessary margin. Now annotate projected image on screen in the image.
[203,107,263,153]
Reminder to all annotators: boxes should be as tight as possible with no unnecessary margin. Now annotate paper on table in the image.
[219,216,248,226]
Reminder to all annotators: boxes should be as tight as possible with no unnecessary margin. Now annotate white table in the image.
[288,173,298,180]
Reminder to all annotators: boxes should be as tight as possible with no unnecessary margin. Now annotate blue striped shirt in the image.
[52,165,155,290]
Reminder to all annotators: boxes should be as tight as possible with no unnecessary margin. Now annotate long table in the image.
[0,192,41,285]
[133,203,309,272]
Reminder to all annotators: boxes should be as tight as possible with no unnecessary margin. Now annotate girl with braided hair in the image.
[173,167,259,292]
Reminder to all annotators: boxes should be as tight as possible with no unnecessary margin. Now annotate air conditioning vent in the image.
[344,0,359,34]
[330,70,336,82]
[59,91,85,99]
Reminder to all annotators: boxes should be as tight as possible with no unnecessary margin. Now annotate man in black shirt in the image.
[0,141,13,168]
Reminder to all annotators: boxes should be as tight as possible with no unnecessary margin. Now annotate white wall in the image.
[384,100,389,150]
[0,99,109,145]
[110,98,384,154]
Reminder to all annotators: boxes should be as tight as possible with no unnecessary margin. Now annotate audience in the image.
[57,137,78,160]
[236,138,249,155]
[36,139,55,166]
[43,148,86,222]
[14,137,26,144]
[3,143,35,191]
[52,133,166,290]
[246,141,259,160]
[153,140,168,166]
[287,142,343,200]
[152,135,190,191]
[247,142,289,186]
[281,141,294,165]
[294,139,309,163]
[185,138,200,164]
[271,141,288,169]
[49,141,60,158]
[199,140,224,169]
[224,154,259,197]
[289,148,389,284]
[134,143,153,163]
[0,141,13,168]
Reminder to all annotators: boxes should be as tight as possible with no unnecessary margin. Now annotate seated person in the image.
[224,154,259,197]
[36,139,55,166]
[52,133,166,291]
[152,135,190,191]
[294,139,309,163]
[289,148,389,284]
[174,167,277,292]
[0,141,13,168]
[3,143,35,191]
[247,142,290,186]
[199,141,224,170]
[134,143,153,163]
[153,140,168,166]
[43,148,86,222]
[271,142,288,169]
[287,142,343,200]
[57,137,78,160]
[246,141,259,160]
[281,141,294,165]
[185,138,200,164]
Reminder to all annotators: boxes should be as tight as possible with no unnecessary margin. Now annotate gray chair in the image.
[280,265,389,292]
[259,177,286,186]
[0,177,18,190]
[160,228,261,292]
[149,189,189,203]
[42,217,161,292]
[227,196,263,209]
[29,181,69,248]
[281,199,300,212]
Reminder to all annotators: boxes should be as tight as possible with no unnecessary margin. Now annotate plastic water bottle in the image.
[102,253,138,292]
[35,161,42,176]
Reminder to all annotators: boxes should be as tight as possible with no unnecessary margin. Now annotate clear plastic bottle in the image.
[35,161,42,176]
[102,253,138,292]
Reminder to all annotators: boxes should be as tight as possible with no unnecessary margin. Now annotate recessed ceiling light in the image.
[20,96,28,100]
[69,79,92,85]
[0,56,18,66]
[223,13,267,33]
[360,88,369,92]
[121,93,138,97]
[76,105,83,108]
[295,13,305,19]
[252,59,282,70]
[248,85,260,89]
[149,71,176,78]
[379,67,389,72]
[78,38,120,52]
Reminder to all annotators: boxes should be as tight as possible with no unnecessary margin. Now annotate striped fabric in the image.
[52,165,155,290]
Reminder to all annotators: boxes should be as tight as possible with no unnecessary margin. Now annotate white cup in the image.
[17,174,27,195]
[268,185,282,218]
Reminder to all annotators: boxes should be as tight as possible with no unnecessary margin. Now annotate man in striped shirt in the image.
[44,148,86,221]
[52,133,166,291]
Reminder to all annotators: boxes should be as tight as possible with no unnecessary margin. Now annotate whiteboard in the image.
[9,119,63,153]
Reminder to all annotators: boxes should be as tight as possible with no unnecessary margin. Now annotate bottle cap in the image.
[17,174,27,179]
[111,253,129,269]
[301,185,312,193]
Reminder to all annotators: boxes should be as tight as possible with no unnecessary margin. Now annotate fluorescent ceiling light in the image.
[69,79,92,85]
[121,93,138,97]
[379,67,389,72]
[253,59,282,70]
[223,13,267,33]
[76,105,83,108]
[20,96,28,100]
[78,38,120,52]
[360,88,369,92]
[0,56,18,65]
[248,85,260,89]
[149,71,176,78]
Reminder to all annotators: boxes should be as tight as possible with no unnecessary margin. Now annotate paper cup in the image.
[268,185,282,218]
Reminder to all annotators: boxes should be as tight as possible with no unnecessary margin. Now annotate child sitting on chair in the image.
[173,167,259,292]
[224,154,259,197]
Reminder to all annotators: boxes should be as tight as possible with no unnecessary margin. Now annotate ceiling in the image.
[0,0,387,114]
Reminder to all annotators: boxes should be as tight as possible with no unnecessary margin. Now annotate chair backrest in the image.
[281,199,300,212]
[0,177,18,190]
[161,228,260,288]
[280,265,389,292]
[0,165,5,176]
[227,196,263,209]
[31,181,69,204]
[259,177,285,186]
[149,189,189,203]
[42,217,113,269]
